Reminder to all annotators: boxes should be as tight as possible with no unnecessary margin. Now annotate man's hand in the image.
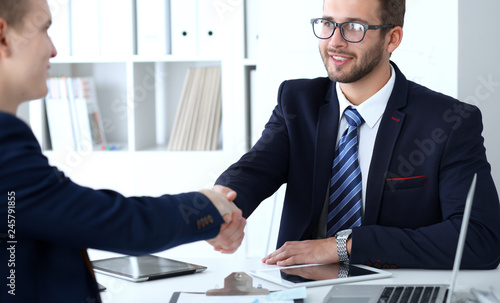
[199,188,246,254]
[207,211,246,253]
[212,185,237,202]
[280,263,341,280]
[262,238,339,266]
[199,188,238,223]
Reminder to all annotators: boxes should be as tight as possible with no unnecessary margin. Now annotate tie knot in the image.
[344,107,364,127]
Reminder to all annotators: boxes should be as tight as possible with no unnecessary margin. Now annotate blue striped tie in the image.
[327,107,364,237]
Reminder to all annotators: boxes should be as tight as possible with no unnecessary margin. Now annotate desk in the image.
[89,250,500,303]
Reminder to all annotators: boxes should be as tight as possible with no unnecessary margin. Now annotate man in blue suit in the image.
[215,0,500,269]
[0,0,245,302]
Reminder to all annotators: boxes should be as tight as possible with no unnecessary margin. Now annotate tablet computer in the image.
[249,263,391,288]
[92,255,207,282]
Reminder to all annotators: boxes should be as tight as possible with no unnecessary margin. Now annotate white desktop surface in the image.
[89,250,500,303]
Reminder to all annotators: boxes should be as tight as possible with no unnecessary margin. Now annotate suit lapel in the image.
[364,62,408,224]
[311,84,340,221]
[309,62,410,226]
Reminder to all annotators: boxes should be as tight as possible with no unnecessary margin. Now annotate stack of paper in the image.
[168,66,222,151]
[45,77,107,151]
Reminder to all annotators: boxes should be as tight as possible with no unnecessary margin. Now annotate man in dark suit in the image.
[0,0,245,302]
[215,0,500,269]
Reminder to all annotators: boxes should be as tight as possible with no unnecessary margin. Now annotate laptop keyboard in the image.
[378,286,441,303]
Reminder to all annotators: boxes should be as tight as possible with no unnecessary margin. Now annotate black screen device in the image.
[92,255,207,282]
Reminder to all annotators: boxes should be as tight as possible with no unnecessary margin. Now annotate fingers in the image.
[199,189,238,223]
[207,212,246,253]
[262,242,302,266]
[199,188,246,254]
[212,185,237,202]
[262,239,338,266]
[219,213,246,253]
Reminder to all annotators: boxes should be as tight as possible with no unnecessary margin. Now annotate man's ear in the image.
[0,19,11,57]
[387,26,403,54]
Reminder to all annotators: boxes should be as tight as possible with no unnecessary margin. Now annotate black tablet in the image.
[92,255,207,282]
[249,263,391,288]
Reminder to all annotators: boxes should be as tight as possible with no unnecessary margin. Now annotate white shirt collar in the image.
[335,64,396,128]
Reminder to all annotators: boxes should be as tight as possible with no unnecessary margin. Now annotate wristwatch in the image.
[335,229,352,263]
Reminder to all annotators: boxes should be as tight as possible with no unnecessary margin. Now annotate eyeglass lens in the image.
[313,20,366,42]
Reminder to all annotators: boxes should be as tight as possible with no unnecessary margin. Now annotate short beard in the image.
[322,39,385,83]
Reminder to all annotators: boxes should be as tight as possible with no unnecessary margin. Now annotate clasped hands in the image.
[207,185,346,265]
[200,187,246,254]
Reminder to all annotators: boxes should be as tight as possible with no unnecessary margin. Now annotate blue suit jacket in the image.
[216,62,500,269]
[0,113,224,302]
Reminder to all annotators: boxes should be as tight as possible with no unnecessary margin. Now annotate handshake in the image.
[199,185,246,254]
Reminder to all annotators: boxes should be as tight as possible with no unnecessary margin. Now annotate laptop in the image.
[322,174,477,303]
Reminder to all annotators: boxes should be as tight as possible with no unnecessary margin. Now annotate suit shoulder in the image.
[0,112,38,144]
[407,81,464,106]
[407,81,480,113]
[277,77,333,106]
[280,77,332,91]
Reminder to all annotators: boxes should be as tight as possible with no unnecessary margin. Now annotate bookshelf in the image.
[19,0,247,196]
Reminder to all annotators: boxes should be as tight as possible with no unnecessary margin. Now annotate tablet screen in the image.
[249,263,391,288]
[92,255,207,282]
[279,264,377,283]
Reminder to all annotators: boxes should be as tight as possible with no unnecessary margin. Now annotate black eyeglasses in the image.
[311,18,395,43]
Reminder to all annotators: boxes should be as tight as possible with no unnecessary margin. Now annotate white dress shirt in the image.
[315,65,396,238]
[334,65,396,215]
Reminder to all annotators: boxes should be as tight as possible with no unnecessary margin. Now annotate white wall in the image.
[391,0,458,98]
[458,0,500,189]
[252,0,325,144]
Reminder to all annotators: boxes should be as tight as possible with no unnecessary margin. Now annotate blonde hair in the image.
[0,0,31,29]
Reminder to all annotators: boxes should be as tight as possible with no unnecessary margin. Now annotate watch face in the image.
[336,229,352,237]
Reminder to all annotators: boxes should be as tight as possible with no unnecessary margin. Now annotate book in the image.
[47,0,71,57]
[80,77,107,148]
[168,66,222,151]
[100,0,134,57]
[71,0,100,57]
[45,77,106,152]
[45,77,77,151]
[197,0,221,57]
[136,0,171,56]
[245,0,260,59]
[27,99,50,150]
[168,68,192,150]
[170,0,198,56]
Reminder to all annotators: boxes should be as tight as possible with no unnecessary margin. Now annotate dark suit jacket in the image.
[0,113,224,302]
[216,62,500,269]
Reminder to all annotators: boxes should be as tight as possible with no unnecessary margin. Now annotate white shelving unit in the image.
[19,0,248,197]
